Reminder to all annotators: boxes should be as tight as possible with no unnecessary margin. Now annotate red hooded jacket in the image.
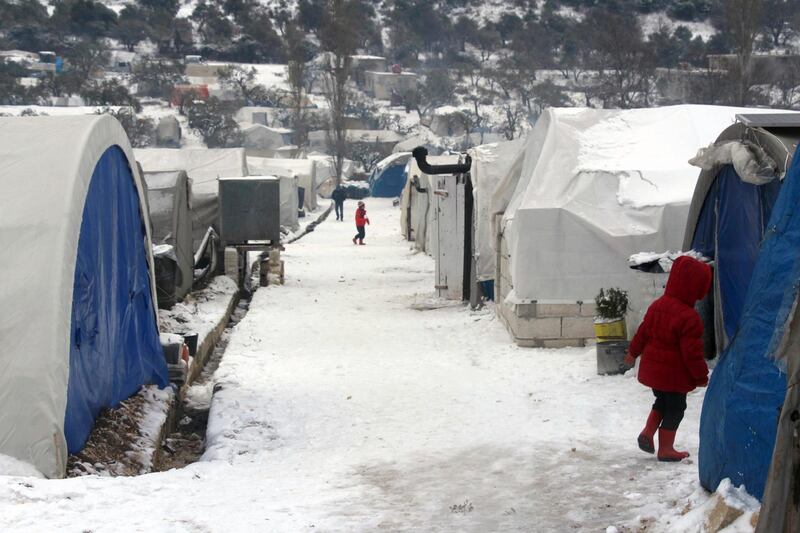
[629,256,712,393]
[355,206,369,226]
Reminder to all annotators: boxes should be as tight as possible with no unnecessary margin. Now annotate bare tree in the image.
[319,0,364,185]
[725,0,764,105]
[285,21,312,148]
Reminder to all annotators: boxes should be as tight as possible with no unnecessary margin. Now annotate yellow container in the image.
[594,319,627,340]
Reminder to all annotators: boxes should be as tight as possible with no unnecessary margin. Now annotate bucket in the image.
[593,319,627,340]
[596,340,630,375]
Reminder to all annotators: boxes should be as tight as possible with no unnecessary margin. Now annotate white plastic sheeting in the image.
[134,148,248,248]
[247,157,318,211]
[469,139,526,282]
[0,115,157,478]
[498,105,759,325]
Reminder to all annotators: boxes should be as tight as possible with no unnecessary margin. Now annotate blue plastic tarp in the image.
[698,155,797,500]
[690,165,782,341]
[65,146,168,453]
[369,164,408,198]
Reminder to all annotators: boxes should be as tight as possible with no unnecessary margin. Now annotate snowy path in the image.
[0,199,707,532]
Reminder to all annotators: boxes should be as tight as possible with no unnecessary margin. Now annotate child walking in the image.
[352,200,370,245]
[625,255,712,462]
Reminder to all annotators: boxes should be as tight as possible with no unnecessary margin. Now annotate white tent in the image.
[144,170,194,305]
[134,148,248,247]
[0,115,166,477]
[497,105,762,335]
[247,156,318,211]
[468,139,526,283]
[240,123,292,157]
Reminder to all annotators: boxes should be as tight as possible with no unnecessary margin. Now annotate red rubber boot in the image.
[657,429,690,462]
[637,410,662,454]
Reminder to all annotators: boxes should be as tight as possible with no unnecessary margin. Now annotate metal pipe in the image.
[412,147,471,175]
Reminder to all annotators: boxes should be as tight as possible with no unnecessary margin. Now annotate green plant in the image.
[595,287,630,321]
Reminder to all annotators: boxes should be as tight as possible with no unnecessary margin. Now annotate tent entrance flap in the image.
[65,146,168,454]
[690,164,782,350]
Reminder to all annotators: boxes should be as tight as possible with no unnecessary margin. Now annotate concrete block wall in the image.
[495,230,598,348]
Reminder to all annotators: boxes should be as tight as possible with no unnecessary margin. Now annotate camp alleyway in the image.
[0,199,706,532]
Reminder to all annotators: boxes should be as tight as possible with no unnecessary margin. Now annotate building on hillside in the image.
[364,71,418,100]
[350,55,387,86]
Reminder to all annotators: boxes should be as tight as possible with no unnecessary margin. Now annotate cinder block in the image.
[514,302,537,318]
[224,247,239,282]
[562,316,595,339]
[513,316,562,339]
[536,302,580,317]
[579,302,598,317]
[515,337,543,348]
[542,338,585,349]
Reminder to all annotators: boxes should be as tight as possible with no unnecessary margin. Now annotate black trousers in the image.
[354,225,366,241]
[335,201,344,220]
[652,389,687,430]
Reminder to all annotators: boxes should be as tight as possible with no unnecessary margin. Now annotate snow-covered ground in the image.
[0,199,725,532]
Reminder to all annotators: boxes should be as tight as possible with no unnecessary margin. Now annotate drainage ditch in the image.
[154,296,251,471]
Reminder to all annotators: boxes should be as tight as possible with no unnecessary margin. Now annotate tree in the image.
[132,58,185,99]
[320,0,370,185]
[218,65,262,104]
[51,0,118,39]
[719,0,763,105]
[761,0,799,47]
[96,107,155,147]
[285,21,315,147]
[191,0,234,48]
[421,69,457,112]
[582,9,656,108]
[116,7,149,52]
[61,39,111,94]
[187,97,243,148]
[81,79,141,111]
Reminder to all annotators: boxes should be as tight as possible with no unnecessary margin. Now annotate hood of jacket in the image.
[664,255,713,306]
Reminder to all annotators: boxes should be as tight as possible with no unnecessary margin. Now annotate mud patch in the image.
[68,385,173,477]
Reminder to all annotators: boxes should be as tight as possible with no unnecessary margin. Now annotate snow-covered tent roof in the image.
[0,115,167,478]
[468,139,526,283]
[305,152,357,181]
[135,148,248,247]
[241,123,291,155]
[499,105,761,325]
[247,156,318,211]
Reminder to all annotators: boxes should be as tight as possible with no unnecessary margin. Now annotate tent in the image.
[494,105,763,346]
[134,148,248,248]
[680,114,800,503]
[144,170,194,306]
[401,154,462,255]
[369,152,412,197]
[0,115,168,478]
[240,123,292,157]
[247,156,318,211]
[468,139,526,292]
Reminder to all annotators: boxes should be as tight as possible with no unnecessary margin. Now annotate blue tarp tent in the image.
[369,152,411,197]
[682,119,799,500]
[0,115,167,477]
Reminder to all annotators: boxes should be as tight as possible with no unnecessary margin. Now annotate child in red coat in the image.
[625,255,712,462]
[352,201,370,245]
